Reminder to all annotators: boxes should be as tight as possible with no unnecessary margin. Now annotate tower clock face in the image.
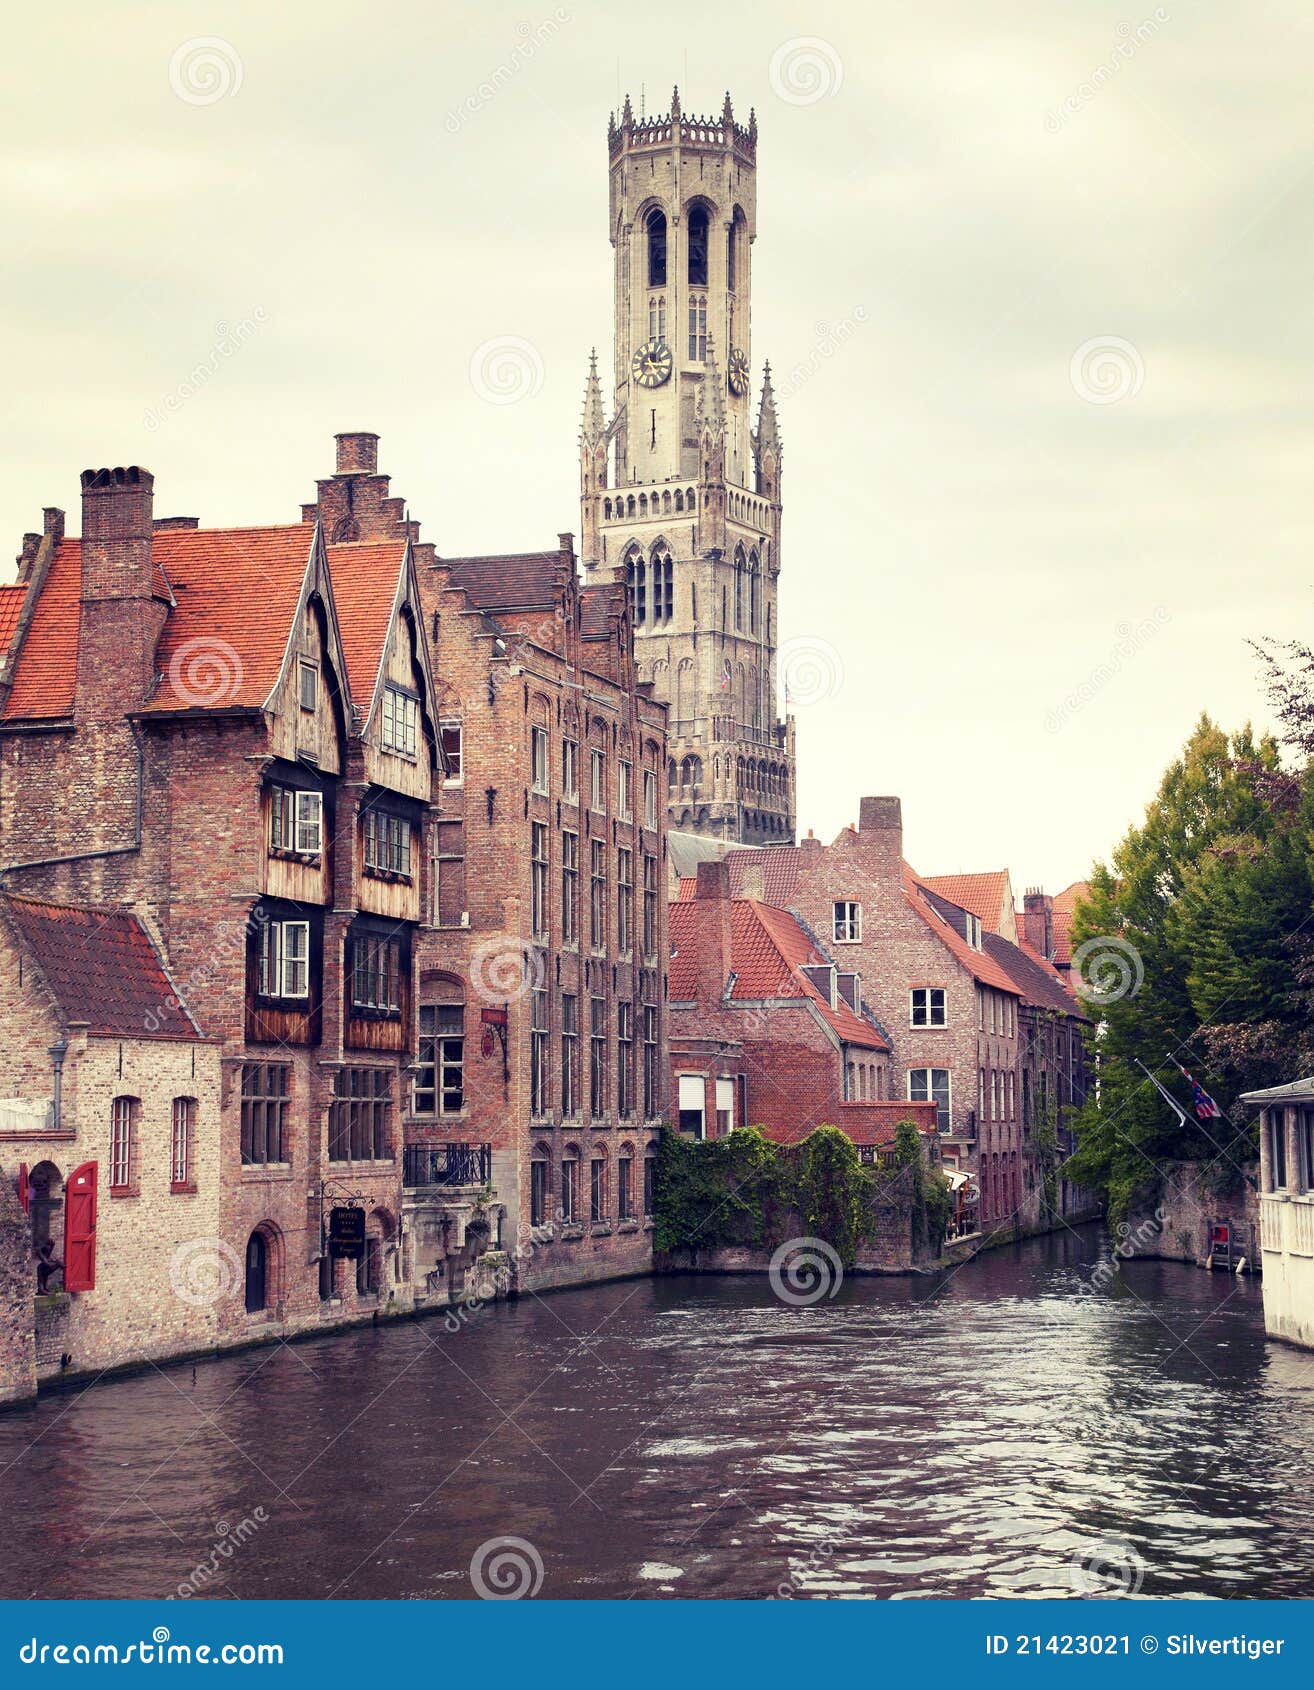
[727,347,750,395]
[631,338,673,389]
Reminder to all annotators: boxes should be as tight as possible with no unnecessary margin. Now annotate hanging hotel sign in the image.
[328,1205,366,1260]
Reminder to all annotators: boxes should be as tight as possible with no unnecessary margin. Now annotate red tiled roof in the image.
[3,527,316,721]
[327,538,407,712]
[1,894,202,1039]
[144,525,316,712]
[675,845,802,907]
[904,869,1021,995]
[669,896,888,1050]
[1050,883,1090,966]
[443,552,560,612]
[919,871,1011,932]
[0,584,26,658]
[1052,880,1090,914]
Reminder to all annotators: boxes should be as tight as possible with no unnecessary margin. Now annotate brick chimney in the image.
[335,432,379,474]
[695,858,734,1002]
[1022,888,1054,960]
[77,466,165,711]
[306,432,409,542]
[855,795,904,883]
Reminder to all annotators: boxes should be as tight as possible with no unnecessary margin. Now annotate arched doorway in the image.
[244,1231,268,1313]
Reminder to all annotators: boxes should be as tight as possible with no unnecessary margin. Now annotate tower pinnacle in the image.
[579,348,606,446]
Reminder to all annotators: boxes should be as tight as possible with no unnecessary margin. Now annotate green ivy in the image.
[654,1121,947,1266]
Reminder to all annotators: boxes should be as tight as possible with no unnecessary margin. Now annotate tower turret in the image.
[581,93,794,847]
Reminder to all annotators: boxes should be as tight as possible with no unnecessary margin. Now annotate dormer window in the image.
[269,786,322,856]
[298,661,319,712]
[966,913,982,949]
[381,686,419,759]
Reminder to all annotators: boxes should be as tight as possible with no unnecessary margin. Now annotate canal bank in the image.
[0,1224,1310,1600]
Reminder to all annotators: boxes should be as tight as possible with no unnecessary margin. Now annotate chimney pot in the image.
[334,432,379,475]
[695,859,730,901]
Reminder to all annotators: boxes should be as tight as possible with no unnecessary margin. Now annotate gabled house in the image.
[0,435,447,1379]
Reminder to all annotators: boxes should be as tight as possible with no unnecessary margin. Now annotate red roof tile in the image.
[0,584,26,659]
[327,538,407,712]
[904,869,1021,995]
[919,871,1012,933]
[675,846,802,907]
[3,539,81,719]
[1,894,202,1039]
[145,525,315,712]
[580,581,624,639]
[982,930,1087,1019]
[669,896,888,1050]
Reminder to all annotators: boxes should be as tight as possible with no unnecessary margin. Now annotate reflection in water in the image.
[0,1224,1311,1600]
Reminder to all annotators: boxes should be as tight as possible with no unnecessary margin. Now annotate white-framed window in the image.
[909,1068,951,1134]
[171,1097,195,1187]
[618,759,633,821]
[678,1074,706,1139]
[440,720,463,785]
[260,919,310,999]
[911,987,947,1028]
[715,1076,735,1136]
[415,1004,464,1115]
[298,660,319,712]
[531,725,549,794]
[563,738,579,802]
[269,786,322,856]
[381,686,419,759]
[591,748,607,813]
[643,768,658,829]
[109,1096,138,1191]
[966,913,982,949]
[833,901,862,943]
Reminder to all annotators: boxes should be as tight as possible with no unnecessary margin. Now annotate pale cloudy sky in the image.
[2,1,1310,892]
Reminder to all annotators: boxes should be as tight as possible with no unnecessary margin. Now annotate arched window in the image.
[674,489,684,513]
[625,549,646,627]
[560,1145,580,1225]
[749,550,760,635]
[29,1161,64,1292]
[646,209,667,288]
[727,220,736,292]
[651,548,673,624]
[688,205,709,286]
[733,547,746,630]
[648,296,667,341]
[590,1143,610,1223]
[687,295,707,361]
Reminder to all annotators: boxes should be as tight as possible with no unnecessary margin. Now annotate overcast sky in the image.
[2,0,1310,892]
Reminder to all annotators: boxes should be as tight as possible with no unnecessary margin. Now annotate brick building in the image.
[0,431,669,1390]
[668,858,940,1160]
[411,516,669,1292]
[679,810,1096,1238]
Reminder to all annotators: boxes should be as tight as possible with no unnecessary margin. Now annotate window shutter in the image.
[64,1161,98,1292]
[16,1163,29,1214]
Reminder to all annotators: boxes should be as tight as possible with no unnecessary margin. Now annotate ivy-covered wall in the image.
[653,1123,955,1274]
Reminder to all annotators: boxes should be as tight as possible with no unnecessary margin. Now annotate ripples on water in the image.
[2,1224,1312,1600]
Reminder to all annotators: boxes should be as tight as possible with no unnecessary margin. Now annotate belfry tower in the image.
[579,88,796,845]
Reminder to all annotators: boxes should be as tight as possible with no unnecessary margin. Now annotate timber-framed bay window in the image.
[269,783,323,857]
[259,916,310,999]
[363,808,412,879]
[351,931,403,1016]
[380,684,419,759]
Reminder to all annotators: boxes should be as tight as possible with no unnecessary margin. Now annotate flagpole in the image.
[1134,1058,1188,1130]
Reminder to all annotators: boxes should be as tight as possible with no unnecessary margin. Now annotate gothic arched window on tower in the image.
[651,549,673,625]
[648,296,667,342]
[733,548,746,631]
[646,210,667,289]
[688,296,707,361]
[749,550,761,635]
[688,206,709,286]
[625,551,647,627]
[727,222,736,293]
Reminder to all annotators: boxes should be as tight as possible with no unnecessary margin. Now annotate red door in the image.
[63,1161,98,1292]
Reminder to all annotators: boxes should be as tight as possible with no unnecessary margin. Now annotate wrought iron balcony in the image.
[403,1142,492,1190]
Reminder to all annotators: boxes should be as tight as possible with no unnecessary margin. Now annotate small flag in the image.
[1172,1059,1223,1120]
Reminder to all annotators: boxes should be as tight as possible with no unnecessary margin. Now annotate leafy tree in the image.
[1064,715,1287,1216]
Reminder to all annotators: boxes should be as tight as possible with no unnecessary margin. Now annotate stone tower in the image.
[579,88,796,846]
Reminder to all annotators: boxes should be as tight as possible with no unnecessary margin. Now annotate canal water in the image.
[3,1225,1313,1601]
